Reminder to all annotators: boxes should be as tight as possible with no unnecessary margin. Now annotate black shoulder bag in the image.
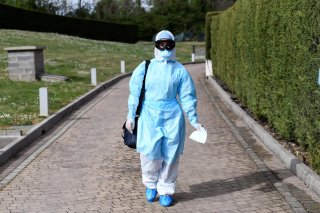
[122,60,150,149]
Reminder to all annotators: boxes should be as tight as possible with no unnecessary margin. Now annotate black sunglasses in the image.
[155,39,176,51]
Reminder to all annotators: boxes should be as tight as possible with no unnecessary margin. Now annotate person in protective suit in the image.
[125,30,202,207]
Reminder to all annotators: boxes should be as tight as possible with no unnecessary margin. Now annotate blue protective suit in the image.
[127,59,198,164]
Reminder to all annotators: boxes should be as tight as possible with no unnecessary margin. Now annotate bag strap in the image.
[136,60,150,116]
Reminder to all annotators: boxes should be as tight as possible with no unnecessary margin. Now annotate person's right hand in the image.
[125,118,135,134]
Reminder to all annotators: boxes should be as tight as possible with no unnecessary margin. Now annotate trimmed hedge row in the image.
[208,0,320,173]
[205,11,222,59]
[0,3,138,43]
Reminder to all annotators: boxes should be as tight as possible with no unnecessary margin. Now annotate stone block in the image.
[8,56,17,63]
[20,74,36,81]
[8,62,19,68]
[17,56,34,61]
[20,61,35,69]
[8,74,20,81]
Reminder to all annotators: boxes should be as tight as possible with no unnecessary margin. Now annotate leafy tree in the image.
[0,0,66,14]
[65,0,92,18]
[143,0,204,35]
[94,0,145,21]
[0,0,236,40]
[92,0,236,40]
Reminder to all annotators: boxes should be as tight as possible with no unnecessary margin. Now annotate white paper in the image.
[189,126,207,144]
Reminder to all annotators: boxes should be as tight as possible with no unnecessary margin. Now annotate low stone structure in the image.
[4,46,46,81]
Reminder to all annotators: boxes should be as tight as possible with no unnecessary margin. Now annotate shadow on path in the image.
[175,170,281,202]
[175,169,320,212]
[176,169,292,199]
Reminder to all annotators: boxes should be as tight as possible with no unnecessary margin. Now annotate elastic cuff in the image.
[191,122,200,129]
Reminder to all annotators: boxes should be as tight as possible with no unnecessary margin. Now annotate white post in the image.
[192,53,195,62]
[192,45,195,63]
[318,68,320,86]
[121,60,125,74]
[205,60,213,77]
[91,68,97,86]
[39,87,48,117]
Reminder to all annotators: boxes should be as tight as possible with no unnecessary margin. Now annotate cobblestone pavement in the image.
[0,63,320,213]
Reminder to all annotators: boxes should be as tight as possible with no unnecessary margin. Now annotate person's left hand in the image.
[192,123,203,131]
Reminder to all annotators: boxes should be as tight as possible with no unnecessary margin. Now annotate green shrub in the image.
[205,11,222,59]
[208,0,320,173]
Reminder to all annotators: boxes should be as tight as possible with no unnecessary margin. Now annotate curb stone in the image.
[0,129,21,137]
[207,75,320,198]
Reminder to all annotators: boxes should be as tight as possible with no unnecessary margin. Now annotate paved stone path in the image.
[0,63,320,212]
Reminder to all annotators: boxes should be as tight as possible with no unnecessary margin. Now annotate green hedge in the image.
[208,0,320,173]
[0,3,138,43]
[205,11,222,59]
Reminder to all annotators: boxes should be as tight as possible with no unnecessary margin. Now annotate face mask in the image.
[159,49,173,60]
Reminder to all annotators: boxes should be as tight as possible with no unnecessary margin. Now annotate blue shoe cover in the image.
[146,188,157,203]
[159,195,174,207]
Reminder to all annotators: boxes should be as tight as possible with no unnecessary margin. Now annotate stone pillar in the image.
[4,46,46,81]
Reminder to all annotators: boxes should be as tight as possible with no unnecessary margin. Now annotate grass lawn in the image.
[0,29,204,129]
